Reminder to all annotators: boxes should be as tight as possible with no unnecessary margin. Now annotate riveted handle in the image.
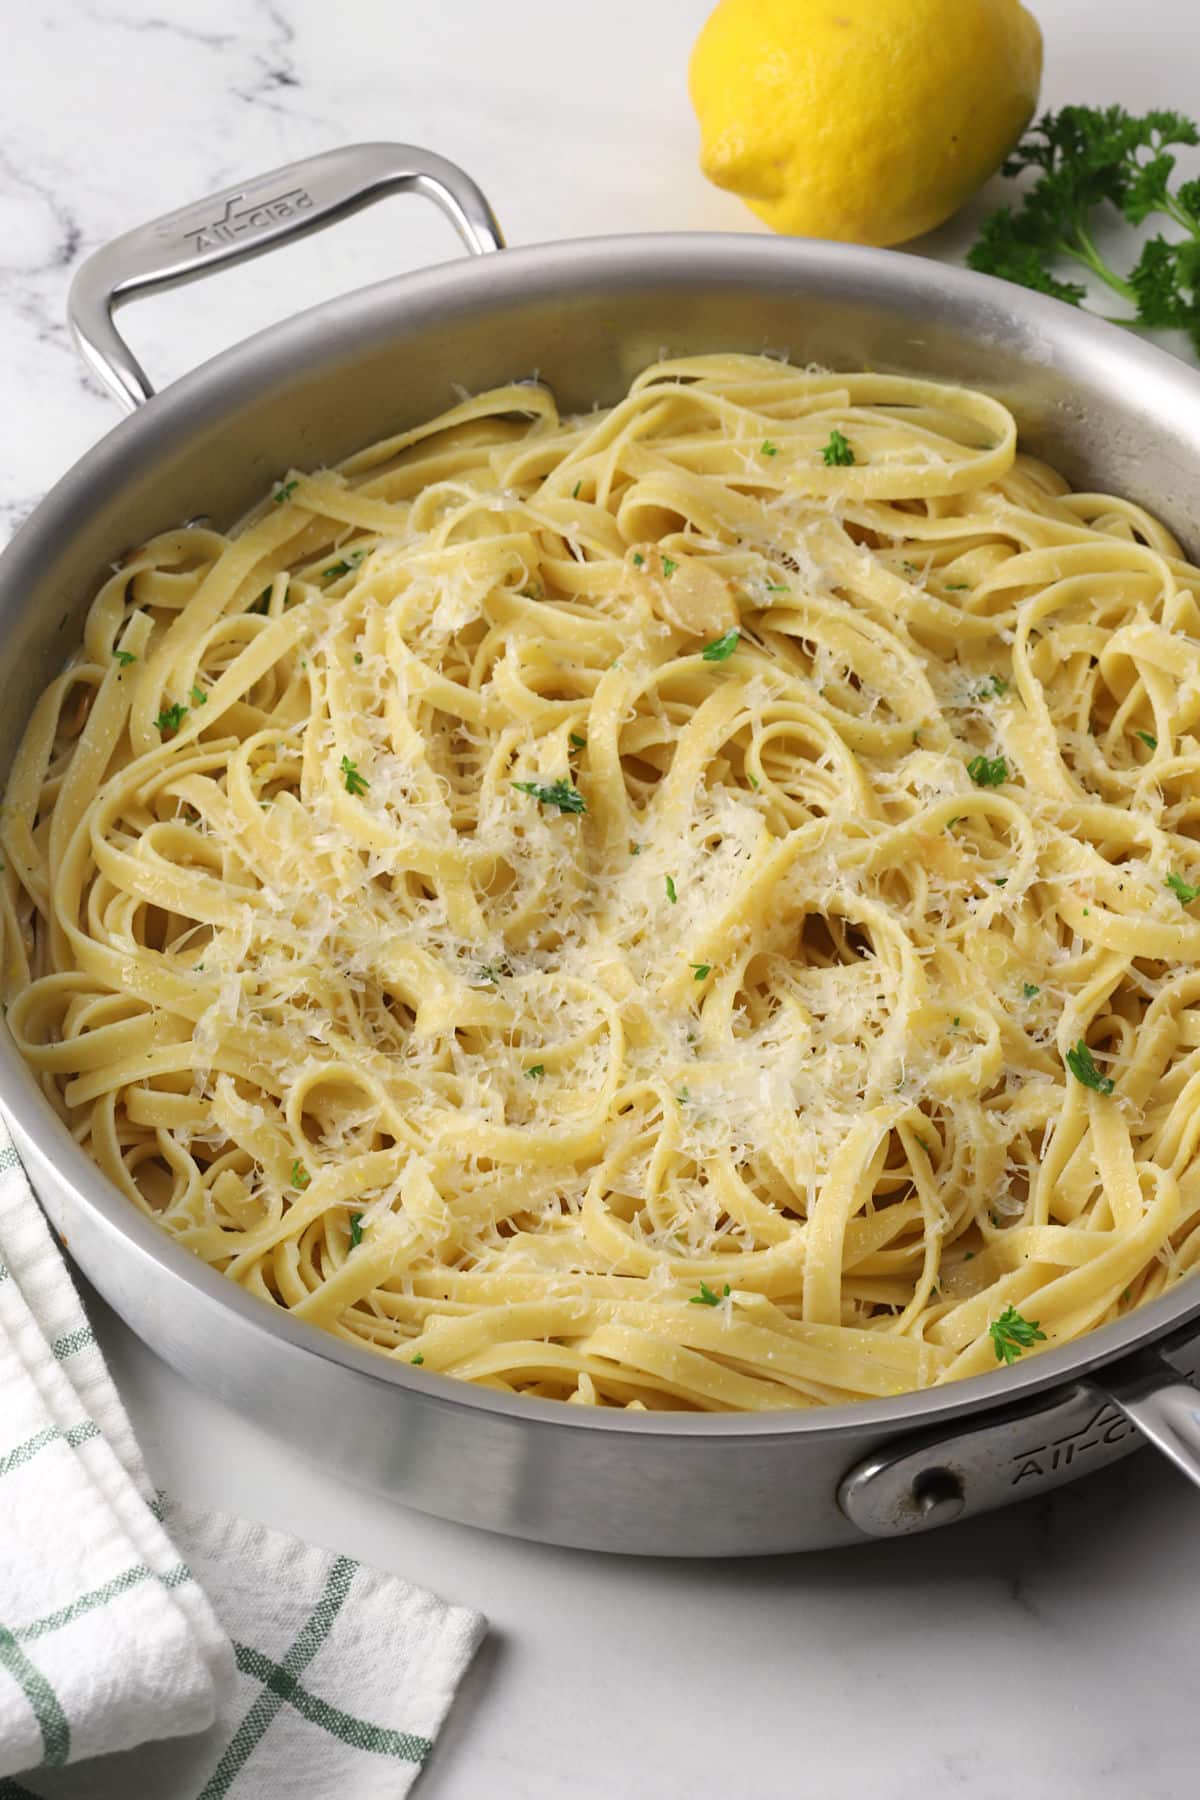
[68,141,505,412]
[838,1317,1200,1538]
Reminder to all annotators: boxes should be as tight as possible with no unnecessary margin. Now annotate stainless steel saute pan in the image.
[4,142,1200,1555]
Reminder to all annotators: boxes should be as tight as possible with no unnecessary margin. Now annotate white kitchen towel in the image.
[0,1120,484,1797]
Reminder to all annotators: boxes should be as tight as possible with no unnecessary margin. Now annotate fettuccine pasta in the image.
[5,352,1200,1411]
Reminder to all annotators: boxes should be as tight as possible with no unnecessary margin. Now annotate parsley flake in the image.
[821,428,855,467]
[1023,982,1040,998]
[114,648,137,667]
[411,1352,424,1365]
[690,962,712,981]
[967,753,1008,786]
[153,703,187,737]
[190,684,207,707]
[1065,1040,1114,1094]
[569,732,587,750]
[340,756,369,796]
[290,1160,310,1190]
[689,1280,731,1307]
[661,556,678,579]
[989,1304,1047,1366]
[512,778,587,814]
[1166,872,1200,905]
[666,875,678,904]
[1136,729,1158,749]
[572,480,582,498]
[273,479,298,504]
[525,1064,545,1079]
[349,1211,364,1248]
[761,440,779,457]
[632,552,645,567]
[701,628,740,662]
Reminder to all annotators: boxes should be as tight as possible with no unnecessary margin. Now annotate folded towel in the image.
[0,1119,484,1797]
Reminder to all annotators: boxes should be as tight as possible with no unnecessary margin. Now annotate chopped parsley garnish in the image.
[348,1211,364,1248]
[761,440,779,457]
[153,703,187,737]
[975,675,1009,699]
[661,556,678,579]
[411,1352,424,1365]
[701,628,740,662]
[290,1160,310,1190]
[690,962,712,981]
[989,1305,1047,1366]
[946,582,970,591]
[632,552,645,567]
[323,559,354,579]
[525,1064,545,1079]
[340,755,369,796]
[190,684,207,707]
[512,778,587,814]
[114,648,137,667]
[353,652,363,665]
[821,428,855,467]
[676,1086,690,1105]
[1023,982,1040,998]
[273,479,298,504]
[766,581,789,593]
[665,875,678,904]
[689,1280,731,1307]
[569,732,587,749]
[1136,729,1158,749]
[1066,1039,1114,1094]
[993,875,1009,887]
[946,816,963,830]
[967,753,1009,786]
[1166,871,1200,905]
[572,480,582,498]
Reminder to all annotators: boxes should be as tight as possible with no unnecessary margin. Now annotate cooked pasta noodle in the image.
[6,352,1200,1412]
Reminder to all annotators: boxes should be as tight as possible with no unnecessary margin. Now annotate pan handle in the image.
[1102,1347,1200,1490]
[839,1320,1200,1538]
[67,142,505,414]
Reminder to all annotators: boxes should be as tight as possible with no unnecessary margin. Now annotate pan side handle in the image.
[839,1321,1200,1538]
[68,142,505,413]
[1101,1349,1200,1491]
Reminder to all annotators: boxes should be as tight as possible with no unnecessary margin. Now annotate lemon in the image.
[689,0,1042,246]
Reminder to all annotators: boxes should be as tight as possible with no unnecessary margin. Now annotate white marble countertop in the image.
[6,1,1200,1794]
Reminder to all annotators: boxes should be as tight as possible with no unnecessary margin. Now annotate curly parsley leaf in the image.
[688,1280,731,1307]
[701,629,740,663]
[989,1304,1047,1365]
[512,777,587,815]
[821,428,856,467]
[1065,1039,1114,1094]
[153,702,188,737]
[340,756,369,796]
[1166,871,1200,905]
[967,753,1009,787]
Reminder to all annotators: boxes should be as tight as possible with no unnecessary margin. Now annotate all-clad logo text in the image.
[1009,1401,1133,1486]
[181,188,314,253]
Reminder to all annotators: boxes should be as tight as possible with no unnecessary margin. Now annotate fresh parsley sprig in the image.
[689,1280,731,1307]
[968,106,1200,352]
[989,1304,1047,1365]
